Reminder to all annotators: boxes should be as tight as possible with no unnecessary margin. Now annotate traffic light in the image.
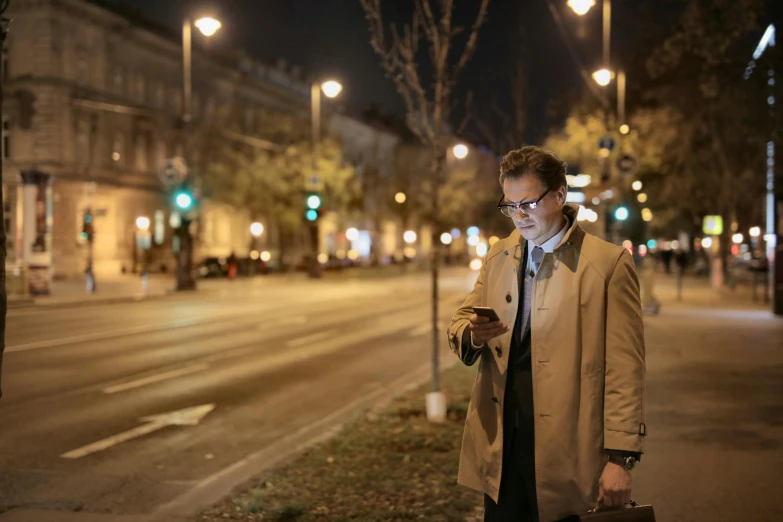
[82,208,95,242]
[305,193,322,221]
[174,189,194,211]
[614,206,629,222]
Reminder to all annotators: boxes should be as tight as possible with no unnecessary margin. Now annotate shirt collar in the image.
[528,217,569,257]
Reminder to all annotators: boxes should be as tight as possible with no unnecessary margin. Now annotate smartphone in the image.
[472,306,501,322]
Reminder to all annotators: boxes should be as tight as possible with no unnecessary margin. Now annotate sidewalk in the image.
[186,272,783,522]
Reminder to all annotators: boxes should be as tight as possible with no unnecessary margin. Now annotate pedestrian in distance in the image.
[448,146,647,522]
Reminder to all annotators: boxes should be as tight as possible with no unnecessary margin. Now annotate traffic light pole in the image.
[176,216,196,291]
[309,83,323,279]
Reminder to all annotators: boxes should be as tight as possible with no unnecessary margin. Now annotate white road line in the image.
[101,363,210,394]
[286,330,335,348]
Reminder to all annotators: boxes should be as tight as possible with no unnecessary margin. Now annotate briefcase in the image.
[579,500,656,521]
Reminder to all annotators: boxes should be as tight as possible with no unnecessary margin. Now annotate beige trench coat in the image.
[447,205,646,522]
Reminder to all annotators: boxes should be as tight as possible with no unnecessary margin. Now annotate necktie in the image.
[531,246,545,274]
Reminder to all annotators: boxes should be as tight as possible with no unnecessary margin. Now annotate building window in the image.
[154,83,165,108]
[154,210,165,245]
[135,134,147,171]
[76,50,87,86]
[135,74,146,103]
[76,119,90,165]
[112,131,125,164]
[113,67,125,96]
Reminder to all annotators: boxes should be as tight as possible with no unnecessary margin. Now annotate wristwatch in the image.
[608,455,637,471]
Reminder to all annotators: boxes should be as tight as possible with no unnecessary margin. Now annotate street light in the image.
[321,80,343,98]
[440,233,453,245]
[620,124,630,135]
[632,180,643,191]
[346,227,360,241]
[250,222,264,237]
[593,68,613,87]
[403,230,417,244]
[135,216,151,231]
[637,193,648,203]
[194,17,221,37]
[641,208,653,222]
[567,0,596,15]
[395,192,407,204]
[750,226,762,238]
[453,143,469,159]
[733,233,744,244]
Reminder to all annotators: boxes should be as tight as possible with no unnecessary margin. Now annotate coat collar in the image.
[504,204,584,253]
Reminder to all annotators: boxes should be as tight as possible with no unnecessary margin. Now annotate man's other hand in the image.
[469,314,509,345]
[598,462,632,507]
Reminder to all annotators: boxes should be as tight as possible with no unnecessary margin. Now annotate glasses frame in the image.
[497,189,550,217]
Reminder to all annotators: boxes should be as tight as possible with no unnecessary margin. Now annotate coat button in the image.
[491,396,499,403]
[506,293,512,303]
[495,346,502,357]
[504,250,509,255]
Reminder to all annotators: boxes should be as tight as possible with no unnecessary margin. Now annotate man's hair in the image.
[499,146,568,190]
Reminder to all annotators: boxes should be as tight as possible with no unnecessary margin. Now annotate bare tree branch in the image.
[450,0,490,86]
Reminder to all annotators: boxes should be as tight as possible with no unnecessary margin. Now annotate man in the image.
[447,146,646,522]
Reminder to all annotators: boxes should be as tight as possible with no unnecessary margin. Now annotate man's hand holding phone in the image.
[470,307,510,346]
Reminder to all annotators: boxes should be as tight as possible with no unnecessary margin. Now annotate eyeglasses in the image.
[497,190,550,217]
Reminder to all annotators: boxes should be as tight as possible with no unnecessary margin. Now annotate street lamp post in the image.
[176,15,221,292]
[308,80,342,279]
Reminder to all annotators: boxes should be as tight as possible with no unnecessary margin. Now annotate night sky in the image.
[104,0,769,144]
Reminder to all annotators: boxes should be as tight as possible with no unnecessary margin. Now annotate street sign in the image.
[703,215,724,235]
[599,136,615,152]
[158,157,188,186]
[616,153,638,175]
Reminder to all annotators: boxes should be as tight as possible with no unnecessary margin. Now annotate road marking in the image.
[101,363,210,394]
[286,330,335,348]
[408,322,445,338]
[61,404,215,459]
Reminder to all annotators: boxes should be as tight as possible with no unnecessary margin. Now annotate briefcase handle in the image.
[587,500,640,513]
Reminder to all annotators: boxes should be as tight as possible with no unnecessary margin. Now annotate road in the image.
[0,268,476,519]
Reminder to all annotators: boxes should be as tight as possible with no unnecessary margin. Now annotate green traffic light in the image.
[306,195,321,210]
[614,206,629,221]
[306,209,318,221]
[175,192,194,210]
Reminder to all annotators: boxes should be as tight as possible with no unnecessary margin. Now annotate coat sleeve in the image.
[447,252,489,366]
[603,249,647,453]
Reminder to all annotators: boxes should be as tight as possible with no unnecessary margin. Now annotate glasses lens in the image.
[500,205,515,217]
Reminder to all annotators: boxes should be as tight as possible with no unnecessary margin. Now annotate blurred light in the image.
[467,235,480,247]
[317,253,328,264]
[489,236,500,245]
[450,228,461,239]
[620,124,630,135]
[593,68,613,87]
[403,247,417,258]
[754,24,776,60]
[169,212,181,228]
[250,250,260,260]
[587,211,598,222]
[476,242,488,257]
[346,227,360,241]
[732,233,744,244]
[599,148,611,158]
[764,233,777,246]
[614,207,629,221]
[347,250,360,261]
[469,258,483,271]
[647,239,657,249]
[321,80,343,98]
[453,144,469,159]
[395,192,407,204]
[639,245,648,257]
[393,251,404,263]
[671,240,680,250]
[622,240,634,253]
[112,152,121,161]
[336,250,346,260]
[632,181,643,191]
[260,251,271,262]
[175,192,193,210]
[750,226,761,238]
[637,193,648,203]
[403,230,417,244]
[567,0,595,16]
[250,222,264,237]
[600,189,614,199]
[661,241,671,250]
[194,17,222,37]
[136,216,150,230]
[702,237,713,249]
[567,192,586,204]
[641,208,653,222]
[440,232,453,245]
[305,209,318,221]
[592,197,601,205]
[467,226,480,237]
[731,244,740,255]
[567,174,592,188]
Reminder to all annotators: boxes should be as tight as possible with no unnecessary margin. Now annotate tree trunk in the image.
[430,148,445,393]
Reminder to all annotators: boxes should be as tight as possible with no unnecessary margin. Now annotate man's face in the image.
[502,174,567,245]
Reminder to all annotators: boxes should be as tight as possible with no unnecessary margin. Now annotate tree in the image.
[360,0,492,403]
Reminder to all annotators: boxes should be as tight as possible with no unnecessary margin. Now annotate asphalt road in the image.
[0,269,476,519]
